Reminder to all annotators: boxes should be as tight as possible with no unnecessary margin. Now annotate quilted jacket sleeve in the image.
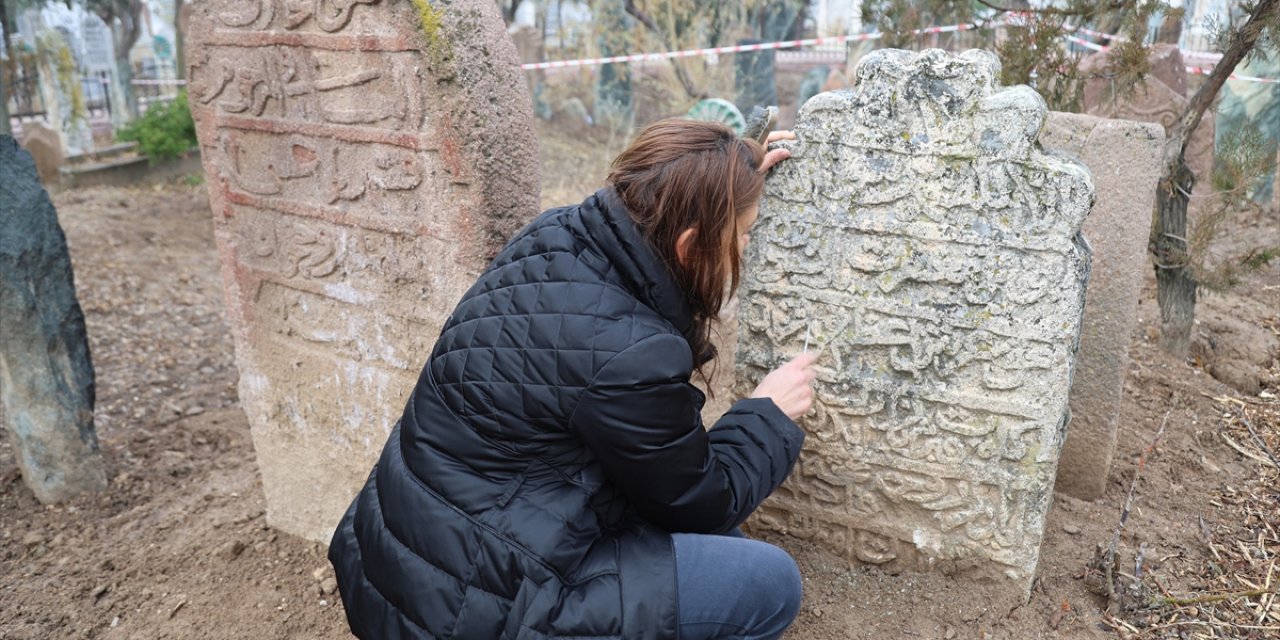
[569,333,805,534]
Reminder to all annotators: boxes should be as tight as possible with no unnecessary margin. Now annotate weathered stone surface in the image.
[20,121,64,185]
[0,135,106,504]
[1040,113,1164,500]
[188,0,540,542]
[737,49,1093,603]
[703,114,1166,503]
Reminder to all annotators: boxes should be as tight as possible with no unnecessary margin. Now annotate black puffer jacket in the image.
[329,188,804,640]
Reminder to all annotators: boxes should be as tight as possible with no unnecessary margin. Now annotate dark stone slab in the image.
[0,134,106,504]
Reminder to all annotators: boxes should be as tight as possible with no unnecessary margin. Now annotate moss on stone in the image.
[55,45,87,122]
[410,0,451,68]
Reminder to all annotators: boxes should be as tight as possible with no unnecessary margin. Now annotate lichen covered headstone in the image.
[738,49,1093,602]
[0,135,107,504]
[187,0,539,542]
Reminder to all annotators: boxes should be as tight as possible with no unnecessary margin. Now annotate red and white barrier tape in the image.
[1062,20,1222,62]
[1184,64,1279,83]
[1064,33,1108,52]
[1072,25,1122,41]
[111,26,1268,85]
[1065,34,1278,84]
[520,23,981,71]
[1070,22,1220,61]
[1010,13,1227,65]
[521,21,1267,84]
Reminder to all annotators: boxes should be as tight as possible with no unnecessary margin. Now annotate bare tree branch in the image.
[623,0,707,101]
[623,0,660,33]
[973,0,1035,14]
[1166,0,1279,171]
[972,0,1093,18]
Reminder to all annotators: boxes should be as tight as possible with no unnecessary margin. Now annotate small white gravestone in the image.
[81,15,114,73]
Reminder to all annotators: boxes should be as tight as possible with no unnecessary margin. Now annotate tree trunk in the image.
[174,0,184,80]
[0,0,11,62]
[1,72,10,136]
[1153,160,1196,357]
[111,22,138,120]
[121,58,136,116]
[502,0,522,25]
[1149,0,1277,356]
[1,0,11,135]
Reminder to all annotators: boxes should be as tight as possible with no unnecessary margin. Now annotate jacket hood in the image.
[582,187,698,350]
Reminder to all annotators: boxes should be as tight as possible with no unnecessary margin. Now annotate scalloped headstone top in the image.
[737,48,1094,603]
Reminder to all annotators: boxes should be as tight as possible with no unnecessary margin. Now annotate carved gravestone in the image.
[702,114,1164,503]
[738,49,1093,603]
[187,0,539,542]
[1,135,107,504]
[82,15,116,74]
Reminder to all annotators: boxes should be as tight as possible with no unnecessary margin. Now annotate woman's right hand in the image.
[759,130,797,173]
[750,352,818,421]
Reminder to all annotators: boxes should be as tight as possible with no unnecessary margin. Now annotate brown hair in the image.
[607,119,766,374]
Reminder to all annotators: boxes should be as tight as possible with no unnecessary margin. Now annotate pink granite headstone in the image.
[187,0,539,542]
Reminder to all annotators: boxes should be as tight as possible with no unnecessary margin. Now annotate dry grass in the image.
[1104,320,1280,639]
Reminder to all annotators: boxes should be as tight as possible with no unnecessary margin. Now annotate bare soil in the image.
[1,124,1277,640]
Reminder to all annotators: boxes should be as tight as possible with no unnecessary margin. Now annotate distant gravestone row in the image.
[186,0,539,542]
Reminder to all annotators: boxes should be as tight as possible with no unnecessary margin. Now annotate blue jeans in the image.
[672,531,803,640]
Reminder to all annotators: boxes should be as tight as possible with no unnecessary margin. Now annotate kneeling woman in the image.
[329,119,817,640]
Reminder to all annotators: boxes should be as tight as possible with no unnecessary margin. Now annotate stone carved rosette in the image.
[737,49,1093,601]
[187,0,539,542]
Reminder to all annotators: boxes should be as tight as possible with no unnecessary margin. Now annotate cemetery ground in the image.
[1,122,1277,640]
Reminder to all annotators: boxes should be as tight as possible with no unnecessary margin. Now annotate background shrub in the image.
[118,91,198,164]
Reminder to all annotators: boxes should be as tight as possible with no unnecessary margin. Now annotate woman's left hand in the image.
[759,130,797,173]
